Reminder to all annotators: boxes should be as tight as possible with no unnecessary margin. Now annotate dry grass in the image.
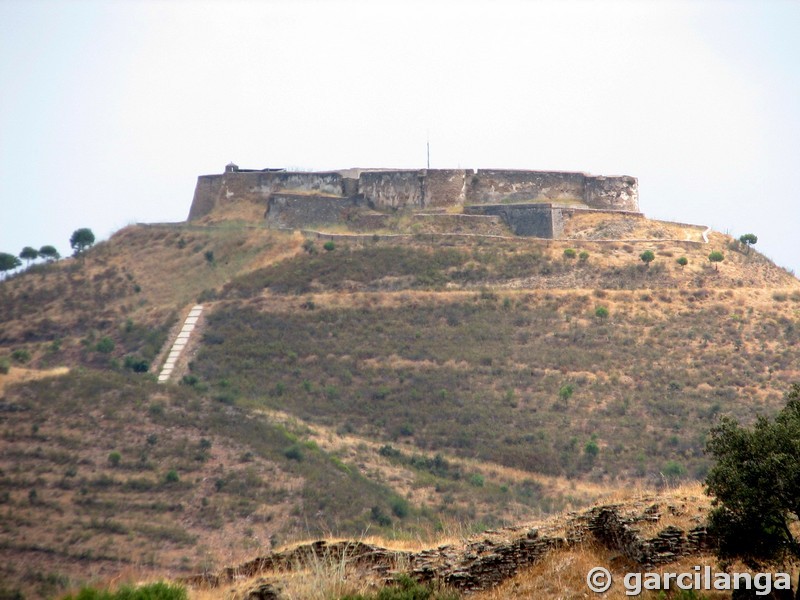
[0,365,68,393]
[472,545,734,600]
[183,484,717,600]
[563,212,708,243]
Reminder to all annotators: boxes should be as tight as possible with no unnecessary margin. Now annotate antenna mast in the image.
[426,132,430,169]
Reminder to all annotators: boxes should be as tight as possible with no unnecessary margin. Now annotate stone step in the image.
[157,304,204,383]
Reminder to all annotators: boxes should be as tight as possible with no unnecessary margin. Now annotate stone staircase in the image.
[158,304,203,383]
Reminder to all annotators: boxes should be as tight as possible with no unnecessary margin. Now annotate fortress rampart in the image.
[187,164,639,238]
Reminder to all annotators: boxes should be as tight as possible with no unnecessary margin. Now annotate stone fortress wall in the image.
[187,164,639,238]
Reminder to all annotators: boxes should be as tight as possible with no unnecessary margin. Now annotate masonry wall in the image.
[464,204,555,237]
[423,169,469,207]
[188,171,345,220]
[584,175,639,211]
[266,193,361,229]
[358,170,424,209]
[188,175,226,220]
[188,166,639,222]
[467,170,586,204]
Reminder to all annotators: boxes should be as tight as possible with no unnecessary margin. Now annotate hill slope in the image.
[0,216,798,597]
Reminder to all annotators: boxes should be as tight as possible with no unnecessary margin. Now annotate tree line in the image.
[0,227,95,277]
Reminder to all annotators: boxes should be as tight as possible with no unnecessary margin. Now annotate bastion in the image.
[187,164,639,239]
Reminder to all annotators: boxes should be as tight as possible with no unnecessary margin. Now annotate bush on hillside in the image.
[60,582,186,600]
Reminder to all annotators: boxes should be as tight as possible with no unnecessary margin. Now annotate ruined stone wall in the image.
[183,503,712,595]
[467,170,587,204]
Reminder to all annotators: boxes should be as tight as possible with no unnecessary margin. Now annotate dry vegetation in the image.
[1,213,799,598]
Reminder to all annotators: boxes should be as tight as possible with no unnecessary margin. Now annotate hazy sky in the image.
[1,0,798,276]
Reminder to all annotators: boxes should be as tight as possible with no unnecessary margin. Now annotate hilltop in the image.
[0,167,798,598]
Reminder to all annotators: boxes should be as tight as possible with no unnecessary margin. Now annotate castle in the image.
[188,165,639,239]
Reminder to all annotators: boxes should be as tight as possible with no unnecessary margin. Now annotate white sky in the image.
[1,0,798,275]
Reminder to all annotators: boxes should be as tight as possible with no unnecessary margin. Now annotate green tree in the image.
[563,248,577,259]
[70,228,95,255]
[676,256,688,267]
[705,384,800,581]
[38,245,60,261]
[19,246,38,266]
[594,306,609,319]
[323,241,336,252]
[640,250,655,266]
[739,233,758,248]
[708,250,724,270]
[0,252,21,277]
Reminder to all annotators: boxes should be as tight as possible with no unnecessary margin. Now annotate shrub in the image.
[563,248,576,259]
[60,582,187,600]
[164,469,180,484]
[204,250,215,264]
[180,374,199,386]
[95,337,115,354]
[558,384,574,402]
[107,451,121,468]
[390,496,410,518]
[662,460,686,479]
[323,241,336,252]
[676,256,688,267]
[0,358,9,375]
[283,444,304,461]
[302,239,317,254]
[123,355,149,373]
[370,505,391,527]
[584,439,599,458]
[594,306,609,319]
[578,251,589,263]
[468,473,485,487]
[339,574,458,600]
[11,349,31,363]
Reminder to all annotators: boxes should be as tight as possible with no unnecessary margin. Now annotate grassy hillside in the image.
[1,217,798,598]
